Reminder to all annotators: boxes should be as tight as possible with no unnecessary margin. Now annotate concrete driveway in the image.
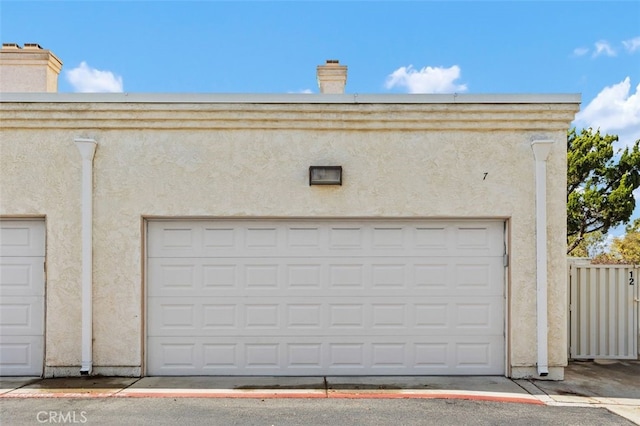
[1,360,639,424]
[517,359,640,424]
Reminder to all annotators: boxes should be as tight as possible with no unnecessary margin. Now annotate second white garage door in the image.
[147,219,505,376]
[0,220,45,376]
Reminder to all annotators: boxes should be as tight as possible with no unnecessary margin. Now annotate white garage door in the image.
[147,220,505,376]
[0,220,45,376]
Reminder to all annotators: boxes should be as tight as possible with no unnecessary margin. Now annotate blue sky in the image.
[2,0,640,236]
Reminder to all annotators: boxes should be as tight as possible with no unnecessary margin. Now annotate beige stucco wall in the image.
[0,95,579,378]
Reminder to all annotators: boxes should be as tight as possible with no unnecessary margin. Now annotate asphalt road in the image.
[1,398,635,426]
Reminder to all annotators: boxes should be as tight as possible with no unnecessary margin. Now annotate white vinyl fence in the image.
[568,260,639,359]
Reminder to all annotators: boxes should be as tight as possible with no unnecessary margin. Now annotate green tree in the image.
[611,232,640,264]
[611,219,640,264]
[591,220,640,264]
[567,230,606,258]
[567,128,640,254]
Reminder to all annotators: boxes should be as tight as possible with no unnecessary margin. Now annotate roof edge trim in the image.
[0,93,581,104]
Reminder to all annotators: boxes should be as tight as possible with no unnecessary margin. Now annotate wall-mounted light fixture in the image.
[309,166,342,186]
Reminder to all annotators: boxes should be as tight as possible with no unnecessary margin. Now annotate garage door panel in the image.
[147,219,505,376]
[147,301,198,332]
[147,224,203,258]
[148,257,503,298]
[148,297,502,337]
[146,338,199,374]
[452,335,506,372]
[454,301,504,331]
[0,336,44,376]
[0,258,46,297]
[148,335,504,376]
[0,221,46,257]
[0,296,44,335]
[148,221,504,258]
[453,224,504,255]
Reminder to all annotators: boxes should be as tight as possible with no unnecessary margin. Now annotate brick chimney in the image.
[0,43,63,92]
[316,59,347,94]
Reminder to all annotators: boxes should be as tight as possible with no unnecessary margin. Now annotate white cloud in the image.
[575,77,640,145]
[66,62,123,93]
[385,65,467,94]
[574,37,640,59]
[592,40,616,57]
[572,47,589,57]
[288,89,313,94]
[622,36,640,53]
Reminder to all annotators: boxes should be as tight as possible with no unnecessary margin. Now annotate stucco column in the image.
[531,139,555,376]
[75,138,97,375]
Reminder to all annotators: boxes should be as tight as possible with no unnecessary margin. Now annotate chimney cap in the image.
[2,43,22,50]
[326,59,340,64]
[23,43,43,50]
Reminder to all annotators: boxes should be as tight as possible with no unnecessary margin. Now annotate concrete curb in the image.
[0,387,544,404]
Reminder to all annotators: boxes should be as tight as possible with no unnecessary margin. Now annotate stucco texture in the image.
[0,98,578,377]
